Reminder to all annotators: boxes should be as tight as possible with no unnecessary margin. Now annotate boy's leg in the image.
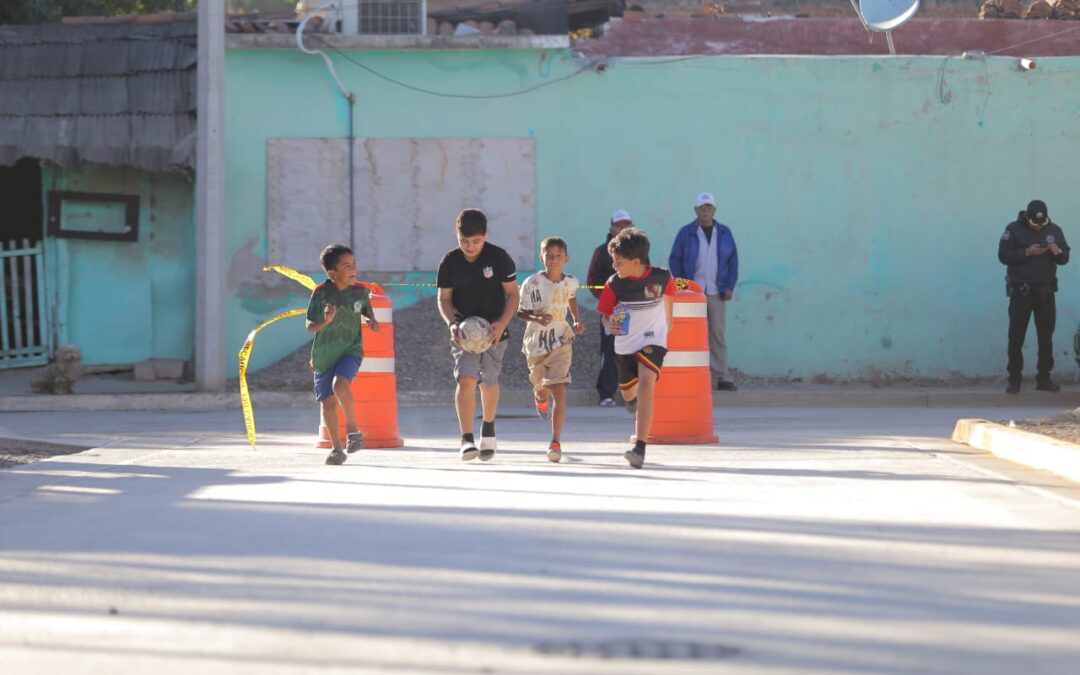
[315,366,347,465]
[527,354,550,420]
[477,341,509,461]
[614,352,639,413]
[329,355,363,452]
[634,365,660,444]
[479,383,501,425]
[550,383,568,442]
[455,375,479,435]
[321,397,343,451]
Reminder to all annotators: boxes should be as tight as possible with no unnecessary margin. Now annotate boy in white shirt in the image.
[518,237,585,462]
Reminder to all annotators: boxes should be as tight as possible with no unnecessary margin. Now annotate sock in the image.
[481,420,496,437]
[462,433,475,445]
[634,439,646,453]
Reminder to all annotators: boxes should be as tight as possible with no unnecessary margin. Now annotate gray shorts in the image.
[452,339,509,385]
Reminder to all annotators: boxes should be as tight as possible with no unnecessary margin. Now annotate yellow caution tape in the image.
[263,265,318,291]
[240,265,699,447]
[238,307,307,448]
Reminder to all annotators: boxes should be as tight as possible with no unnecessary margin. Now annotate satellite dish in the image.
[859,0,920,32]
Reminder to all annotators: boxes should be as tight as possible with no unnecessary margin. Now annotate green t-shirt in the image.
[307,281,374,373]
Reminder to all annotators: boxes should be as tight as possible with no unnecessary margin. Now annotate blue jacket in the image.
[668,220,739,294]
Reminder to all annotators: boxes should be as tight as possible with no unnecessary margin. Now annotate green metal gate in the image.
[1,238,50,368]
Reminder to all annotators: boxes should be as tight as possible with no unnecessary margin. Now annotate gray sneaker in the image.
[325,450,347,465]
[599,397,616,408]
[624,447,645,469]
[346,431,364,453]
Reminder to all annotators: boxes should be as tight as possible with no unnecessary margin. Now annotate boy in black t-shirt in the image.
[436,208,520,462]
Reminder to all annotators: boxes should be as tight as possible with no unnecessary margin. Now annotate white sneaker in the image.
[460,440,479,462]
[479,435,497,462]
[598,397,616,408]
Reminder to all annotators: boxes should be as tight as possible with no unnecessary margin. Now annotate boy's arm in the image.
[516,279,546,324]
[305,291,334,333]
[437,288,462,346]
[491,280,520,337]
[362,295,380,331]
[569,297,585,334]
[664,294,674,333]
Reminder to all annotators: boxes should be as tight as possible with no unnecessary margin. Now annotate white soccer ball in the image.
[458,316,493,353]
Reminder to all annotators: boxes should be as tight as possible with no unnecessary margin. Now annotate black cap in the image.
[1027,200,1049,225]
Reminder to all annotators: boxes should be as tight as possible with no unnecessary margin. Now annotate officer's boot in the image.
[1035,376,1061,392]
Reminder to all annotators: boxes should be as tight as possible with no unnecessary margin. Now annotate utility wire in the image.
[984,23,1080,56]
[313,35,593,98]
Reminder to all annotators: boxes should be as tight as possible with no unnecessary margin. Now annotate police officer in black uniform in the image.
[998,199,1070,394]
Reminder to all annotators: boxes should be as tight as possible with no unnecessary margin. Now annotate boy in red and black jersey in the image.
[596,228,677,469]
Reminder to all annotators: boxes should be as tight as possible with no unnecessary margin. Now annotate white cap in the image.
[695,192,716,207]
[610,209,632,224]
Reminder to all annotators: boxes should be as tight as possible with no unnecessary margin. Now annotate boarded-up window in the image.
[267,138,536,272]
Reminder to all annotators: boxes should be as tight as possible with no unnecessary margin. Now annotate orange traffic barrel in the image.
[644,280,718,444]
[316,283,404,449]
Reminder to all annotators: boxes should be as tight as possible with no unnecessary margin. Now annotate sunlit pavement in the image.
[1,405,1079,674]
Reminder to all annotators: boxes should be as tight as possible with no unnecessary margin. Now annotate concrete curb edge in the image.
[952,418,1080,483]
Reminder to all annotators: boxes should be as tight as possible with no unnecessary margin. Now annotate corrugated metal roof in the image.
[0,21,195,171]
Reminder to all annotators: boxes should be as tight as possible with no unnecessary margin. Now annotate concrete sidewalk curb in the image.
[952,418,1080,483]
[2,389,1079,413]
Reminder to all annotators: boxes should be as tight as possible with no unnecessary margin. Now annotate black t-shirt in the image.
[436,242,517,340]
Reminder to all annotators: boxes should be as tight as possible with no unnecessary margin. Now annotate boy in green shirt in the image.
[306,244,379,465]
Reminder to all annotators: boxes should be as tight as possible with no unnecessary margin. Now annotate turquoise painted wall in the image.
[226,49,1080,378]
[44,164,195,365]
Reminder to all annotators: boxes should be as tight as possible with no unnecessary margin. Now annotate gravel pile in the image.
[241,299,608,397]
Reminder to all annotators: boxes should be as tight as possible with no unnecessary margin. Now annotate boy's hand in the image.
[367,318,380,332]
[534,313,553,326]
[488,320,507,347]
[573,320,585,335]
[448,322,462,348]
[1049,243,1063,255]
[604,316,623,335]
[1027,244,1048,256]
[323,304,337,323]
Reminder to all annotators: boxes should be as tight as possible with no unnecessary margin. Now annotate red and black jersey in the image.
[597,266,677,354]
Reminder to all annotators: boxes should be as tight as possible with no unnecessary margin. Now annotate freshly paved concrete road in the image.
[1,405,1079,674]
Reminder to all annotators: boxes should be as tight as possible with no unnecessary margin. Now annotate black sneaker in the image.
[460,440,480,462]
[346,431,364,453]
[325,450,347,465]
[625,397,638,415]
[624,447,645,469]
[716,380,738,391]
[1036,379,1061,392]
[1006,381,1021,395]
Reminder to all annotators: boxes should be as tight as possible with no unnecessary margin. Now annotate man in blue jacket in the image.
[668,192,739,391]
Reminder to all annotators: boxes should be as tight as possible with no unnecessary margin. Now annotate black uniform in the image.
[587,235,618,400]
[998,211,1070,385]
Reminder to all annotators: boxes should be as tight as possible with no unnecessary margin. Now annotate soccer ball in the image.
[458,316,493,353]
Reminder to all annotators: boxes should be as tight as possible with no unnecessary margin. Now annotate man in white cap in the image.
[668,193,739,391]
[587,209,635,406]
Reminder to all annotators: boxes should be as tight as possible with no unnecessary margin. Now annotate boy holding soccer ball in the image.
[436,208,520,462]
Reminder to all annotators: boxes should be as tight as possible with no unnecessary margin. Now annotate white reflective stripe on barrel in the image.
[359,357,395,373]
[373,307,393,323]
[664,350,709,368]
[672,302,707,318]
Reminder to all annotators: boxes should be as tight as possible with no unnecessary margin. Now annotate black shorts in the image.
[614,345,667,390]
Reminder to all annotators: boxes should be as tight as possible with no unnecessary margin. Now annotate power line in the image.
[312,34,594,99]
